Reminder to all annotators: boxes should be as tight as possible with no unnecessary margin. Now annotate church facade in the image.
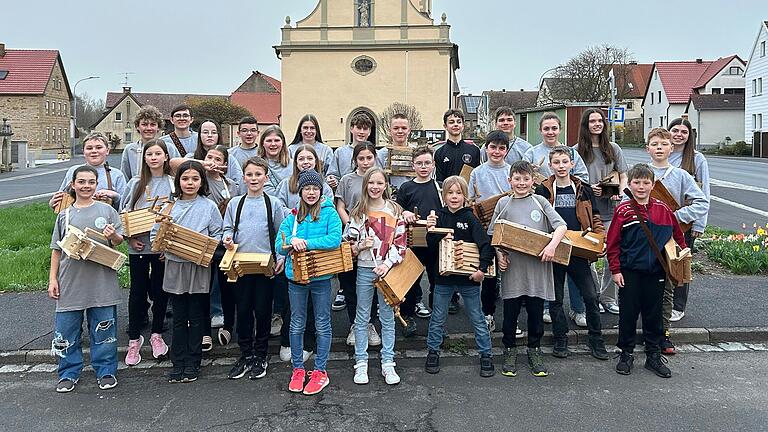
[274,0,460,146]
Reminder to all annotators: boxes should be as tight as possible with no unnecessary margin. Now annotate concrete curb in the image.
[2,326,766,365]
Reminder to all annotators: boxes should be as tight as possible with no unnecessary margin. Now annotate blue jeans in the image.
[288,279,332,371]
[427,284,491,356]
[52,306,118,381]
[354,267,395,364]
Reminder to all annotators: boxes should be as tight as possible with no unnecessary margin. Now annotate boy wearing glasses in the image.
[229,116,260,169]
[162,105,197,155]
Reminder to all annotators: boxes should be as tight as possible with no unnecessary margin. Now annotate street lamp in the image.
[0,118,14,172]
[71,76,100,157]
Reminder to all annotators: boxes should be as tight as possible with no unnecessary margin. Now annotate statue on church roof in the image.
[357,0,371,27]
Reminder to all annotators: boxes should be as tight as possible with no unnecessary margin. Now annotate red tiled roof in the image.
[612,63,653,98]
[0,49,59,94]
[654,61,714,104]
[692,55,744,88]
[230,92,281,124]
[261,73,281,92]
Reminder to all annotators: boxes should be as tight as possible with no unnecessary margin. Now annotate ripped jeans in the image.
[52,306,118,382]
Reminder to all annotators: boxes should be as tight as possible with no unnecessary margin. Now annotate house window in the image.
[650,93,654,104]
[654,70,658,80]
[63,103,67,116]
[660,116,664,127]
[351,55,377,76]
[45,100,49,115]
[649,117,653,128]
[46,128,50,142]
[759,114,764,130]
[58,102,62,116]
[724,88,745,95]
[626,101,634,110]
[728,66,743,75]
[761,41,766,57]
[759,78,764,95]
[125,132,133,143]
[712,88,721,94]
[115,112,122,121]
[658,91,662,103]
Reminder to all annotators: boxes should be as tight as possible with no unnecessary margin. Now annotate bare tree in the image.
[543,44,635,104]
[75,92,106,130]
[378,102,423,143]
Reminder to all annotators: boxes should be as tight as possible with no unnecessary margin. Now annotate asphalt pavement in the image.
[1,351,767,431]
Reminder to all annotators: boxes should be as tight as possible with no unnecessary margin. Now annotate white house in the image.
[642,55,746,139]
[686,94,745,148]
[744,21,768,146]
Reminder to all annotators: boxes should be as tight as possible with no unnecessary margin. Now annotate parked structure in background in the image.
[744,21,768,157]
[477,89,538,139]
[458,94,481,139]
[642,55,746,141]
[686,94,745,148]
[274,0,459,147]
[0,43,72,155]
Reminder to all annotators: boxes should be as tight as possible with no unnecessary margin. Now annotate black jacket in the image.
[434,140,481,182]
[426,206,494,286]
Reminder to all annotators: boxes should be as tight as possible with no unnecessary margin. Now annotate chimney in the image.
[696,58,703,63]
[502,88,506,92]
[122,86,131,94]
[520,89,524,92]
[0,43,5,57]
[629,60,637,65]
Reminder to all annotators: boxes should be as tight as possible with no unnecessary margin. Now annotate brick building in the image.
[0,43,72,153]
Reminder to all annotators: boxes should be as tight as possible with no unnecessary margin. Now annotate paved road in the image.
[1,351,766,431]
[623,149,768,231]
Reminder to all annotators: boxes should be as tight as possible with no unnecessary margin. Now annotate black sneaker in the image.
[182,366,199,383]
[415,302,432,319]
[479,354,495,377]
[552,338,569,358]
[661,331,676,355]
[228,357,253,380]
[425,350,440,374]
[168,367,184,383]
[501,347,517,377]
[645,352,672,378]
[615,351,634,375]
[588,338,610,361]
[527,347,548,377]
[332,293,346,311]
[97,375,118,390]
[56,378,76,393]
[249,357,268,380]
[401,316,417,338]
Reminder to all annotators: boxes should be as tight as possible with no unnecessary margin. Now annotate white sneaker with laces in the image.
[368,323,381,346]
[484,315,496,332]
[270,313,282,337]
[211,315,224,328]
[574,312,587,327]
[543,309,552,324]
[346,326,355,346]
[279,346,291,362]
[354,361,369,384]
[515,327,526,338]
[302,350,314,363]
[381,362,401,385]
[670,310,685,322]
[415,302,431,318]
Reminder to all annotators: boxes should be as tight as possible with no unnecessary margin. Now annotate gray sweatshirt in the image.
[222,194,284,257]
[59,164,127,209]
[523,143,589,183]
[649,164,709,233]
[150,195,223,263]
[481,136,533,164]
[468,162,510,201]
[120,175,175,254]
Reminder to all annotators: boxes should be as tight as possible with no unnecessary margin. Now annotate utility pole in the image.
[608,68,616,143]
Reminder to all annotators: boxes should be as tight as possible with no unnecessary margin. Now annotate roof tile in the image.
[0,49,59,94]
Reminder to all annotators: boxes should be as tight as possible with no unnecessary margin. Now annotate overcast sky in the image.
[3,0,764,101]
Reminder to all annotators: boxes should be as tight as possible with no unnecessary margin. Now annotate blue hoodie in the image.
[276,196,342,282]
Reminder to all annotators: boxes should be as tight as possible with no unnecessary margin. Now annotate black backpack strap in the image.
[265,194,277,257]
[233,195,247,235]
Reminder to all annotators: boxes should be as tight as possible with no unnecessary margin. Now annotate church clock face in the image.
[352,55,376,76]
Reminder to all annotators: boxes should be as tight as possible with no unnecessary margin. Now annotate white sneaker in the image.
[302,350,314,363]
[598,303,605,313]
[346,326,355,346]
[381,362,401,385]
[279,346,291,362]
[484,315,496,332]
[415,302,432,318]
[543,309,552,323]
[368,323,381,346]
[270,313,283,337]
[353,361,369,384]
[515,326,526,338]
[211,315,224,328]
[574,313,587,327]
[670,310,685,322]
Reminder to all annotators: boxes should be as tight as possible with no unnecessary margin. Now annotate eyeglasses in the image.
[239,128,259,134]
[173,113,191,119]
[413,161,433,167]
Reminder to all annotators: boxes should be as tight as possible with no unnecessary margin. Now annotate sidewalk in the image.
[2,273,766,364]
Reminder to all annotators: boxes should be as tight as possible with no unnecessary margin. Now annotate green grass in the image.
[0,203,130,292]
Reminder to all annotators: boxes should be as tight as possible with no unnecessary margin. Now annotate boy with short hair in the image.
[397,146,443,334]
[328,113,374,189]
[434,109,481,182]
[534,146,609,361]
[230,116,261,169]
[607,161,686,378]
[376,113,415,191]
[161,104,197,155]
[644,128,708,355]
[120,105,181,180]
[480,107,532,164]
[488,161,567,378]
[468,130,510,332]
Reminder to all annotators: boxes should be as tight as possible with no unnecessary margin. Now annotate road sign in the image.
[608,106,625,123]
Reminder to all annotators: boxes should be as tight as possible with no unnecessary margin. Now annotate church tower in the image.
[274,0,459,146]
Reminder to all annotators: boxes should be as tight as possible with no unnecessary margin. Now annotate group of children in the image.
[46,104,709,394]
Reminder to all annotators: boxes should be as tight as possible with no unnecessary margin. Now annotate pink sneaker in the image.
[125,335,144,366]
[289,368,306,393]
[149,333,168,359]
[302,370,329,395]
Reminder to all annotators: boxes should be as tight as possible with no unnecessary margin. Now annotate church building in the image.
[274,0,460,146]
